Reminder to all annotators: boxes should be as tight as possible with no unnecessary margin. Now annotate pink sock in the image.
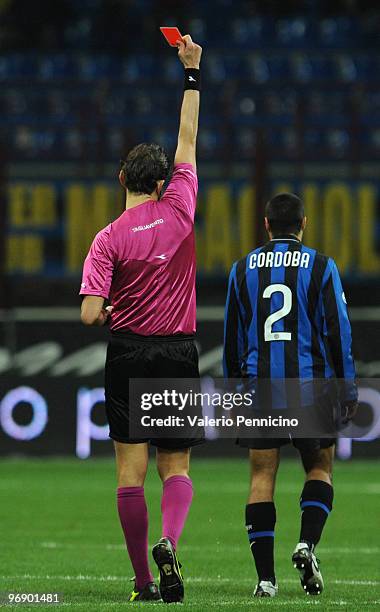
[161,476,193,549]
[117,487,153,590]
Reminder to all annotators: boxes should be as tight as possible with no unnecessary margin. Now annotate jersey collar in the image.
[270,234,301,243]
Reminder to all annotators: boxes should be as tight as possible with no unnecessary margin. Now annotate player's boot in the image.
[152,537,184,603]
[253,580,278,598]
[128,579,161,602]
[292,542,324,595]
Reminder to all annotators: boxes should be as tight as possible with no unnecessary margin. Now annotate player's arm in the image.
[175,35,202,170]
[223,263,245,378]
[81,296,112,326]
[79,226,115,326]
[322,259,358,421]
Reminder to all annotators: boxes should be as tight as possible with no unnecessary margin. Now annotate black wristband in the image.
[184,68,201,91]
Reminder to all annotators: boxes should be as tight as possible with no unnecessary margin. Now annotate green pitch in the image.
[0,458,379,611]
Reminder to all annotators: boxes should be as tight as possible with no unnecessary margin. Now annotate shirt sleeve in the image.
[322,258,357,402]
[79,225,115,300]
[223,263,245,379]
[160,163,198,222]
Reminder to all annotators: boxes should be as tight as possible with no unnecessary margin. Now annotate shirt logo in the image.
[81,283,86,288]
[155,254,167,260]
[131,218,164,233]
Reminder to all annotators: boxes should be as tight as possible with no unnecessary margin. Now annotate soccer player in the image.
[223,193,358,598]
[79,35,202,603]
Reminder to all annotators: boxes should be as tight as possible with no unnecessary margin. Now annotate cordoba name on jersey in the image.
[249,249,310,269]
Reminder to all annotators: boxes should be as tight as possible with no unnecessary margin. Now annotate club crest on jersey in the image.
[249,250,310,270]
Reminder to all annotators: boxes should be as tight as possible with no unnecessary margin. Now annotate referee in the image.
[223,193,358,599]
[80,35,202,603]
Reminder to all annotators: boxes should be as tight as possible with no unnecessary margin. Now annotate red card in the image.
[160,26,183,47]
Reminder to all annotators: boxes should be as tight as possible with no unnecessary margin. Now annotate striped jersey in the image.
[223,236,357,403]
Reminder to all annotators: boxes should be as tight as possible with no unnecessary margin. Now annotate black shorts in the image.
[105,331,204,450]
[237,437,336,452]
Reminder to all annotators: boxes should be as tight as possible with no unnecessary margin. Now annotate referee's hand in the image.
[177,34,202,69]
[95,306,113,326]
[340,400,358,425]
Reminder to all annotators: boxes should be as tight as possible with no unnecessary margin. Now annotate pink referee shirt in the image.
[80,163,197,336]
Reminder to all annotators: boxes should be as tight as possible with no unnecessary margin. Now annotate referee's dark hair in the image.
[121,143,170,195]
[265,192,305,236]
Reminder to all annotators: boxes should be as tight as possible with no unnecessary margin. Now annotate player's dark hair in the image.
[265,193,305,235]
[121,143,170,195]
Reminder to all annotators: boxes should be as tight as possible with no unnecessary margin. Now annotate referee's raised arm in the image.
[175,35,202,170]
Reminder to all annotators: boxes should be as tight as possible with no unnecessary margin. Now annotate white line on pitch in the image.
[1,575,378,587]
[33,542,379,555]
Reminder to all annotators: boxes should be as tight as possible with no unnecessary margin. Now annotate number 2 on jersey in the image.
[263,283,292,342]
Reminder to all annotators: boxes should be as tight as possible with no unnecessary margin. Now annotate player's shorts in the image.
[237,437,336,452]
[105,331,204,450]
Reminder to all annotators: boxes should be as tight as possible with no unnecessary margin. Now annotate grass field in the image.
[0,458,379,611]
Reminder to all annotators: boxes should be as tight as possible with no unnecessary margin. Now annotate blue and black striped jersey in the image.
[223,236,357,402]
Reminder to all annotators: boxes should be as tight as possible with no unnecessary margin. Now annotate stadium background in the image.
[1,0,380,460]
[1,2,380,610]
